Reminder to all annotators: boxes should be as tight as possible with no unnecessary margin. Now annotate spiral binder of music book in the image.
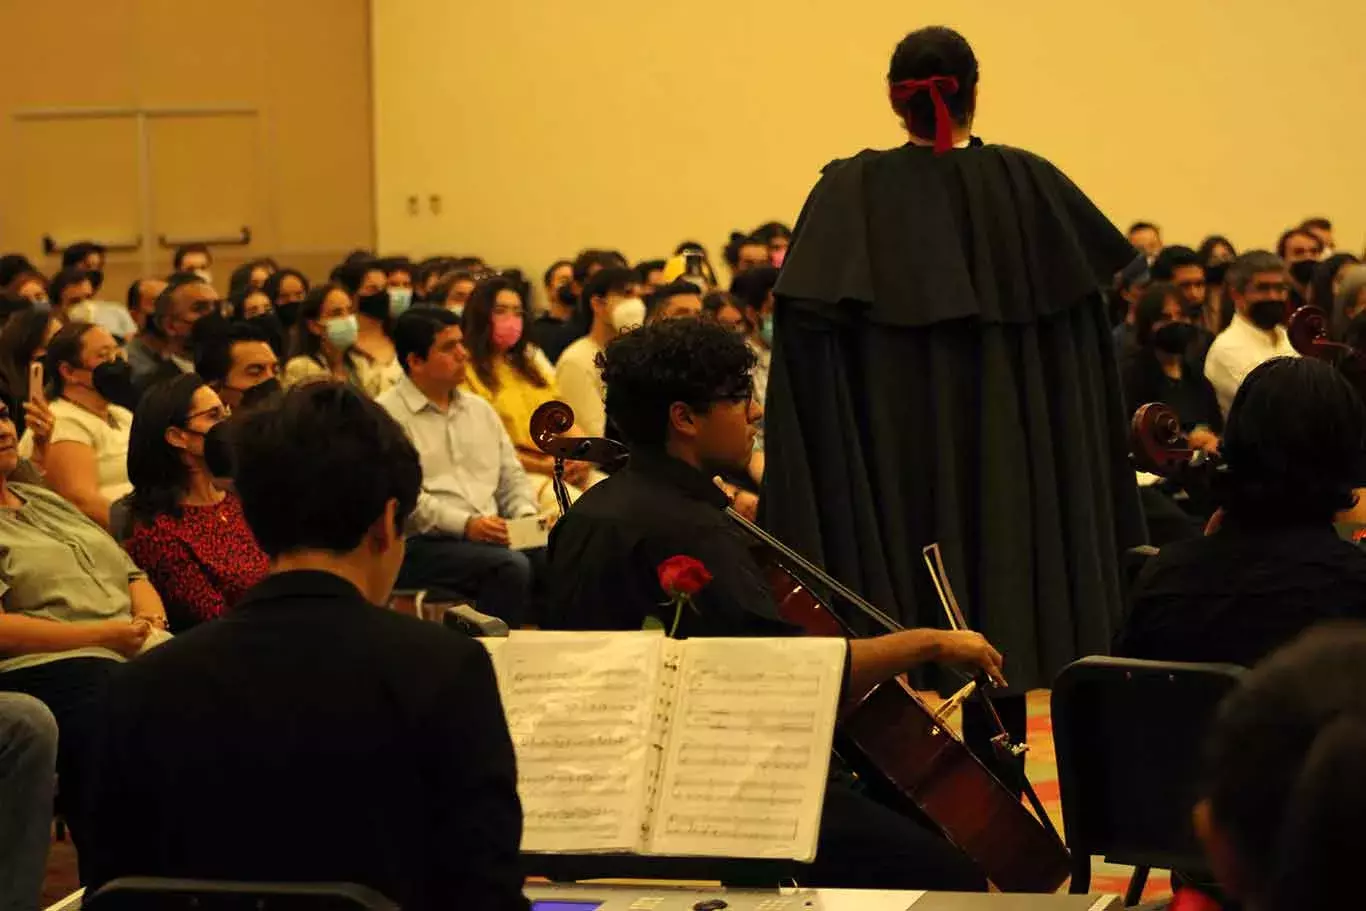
[479,630,844,862]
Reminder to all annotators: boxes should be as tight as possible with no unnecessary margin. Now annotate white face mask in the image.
[609,297,646,332]
[193,269,214,286]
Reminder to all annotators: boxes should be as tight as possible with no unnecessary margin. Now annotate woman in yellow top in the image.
[461,275,594,509]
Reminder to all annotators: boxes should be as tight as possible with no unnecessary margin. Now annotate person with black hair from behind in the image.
[1116,357,1366,666]
[1196,623,1366,911]
[767,26,1147,786]
[87,380,527,910]
[547,319,1004,891]
[645,280,704,324]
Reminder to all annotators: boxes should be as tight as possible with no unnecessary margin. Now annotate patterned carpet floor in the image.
[38,690,1172,906]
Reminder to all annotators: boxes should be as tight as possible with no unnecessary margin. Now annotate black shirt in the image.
[1115,523,1366,666]
[546,452,797,637]
[1120,348,1224,432]
[528,314,566,363]
[86,570,527,911]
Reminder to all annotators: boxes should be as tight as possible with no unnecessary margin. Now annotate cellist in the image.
[544,318,1004,892]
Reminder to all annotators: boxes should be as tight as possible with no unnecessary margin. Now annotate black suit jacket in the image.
[86,570,527,911]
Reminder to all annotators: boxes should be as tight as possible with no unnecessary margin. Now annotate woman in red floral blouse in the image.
[124,373,269,632]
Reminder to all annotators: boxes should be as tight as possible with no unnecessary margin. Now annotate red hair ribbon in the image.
[889,75,960,154]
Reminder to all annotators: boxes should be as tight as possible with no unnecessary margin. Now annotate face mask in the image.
[759,312,774,346]
[276,299,302,328]
[491,313,524,350]
[357,290,391,321]
[189,310,230,350]
[1248,299,1286,331]
[193,269,214,286]
[771,248,787,268]
[557,284,578,310]
[87,269,104,294]
[238,376,283,411]
[90,359,137,409]
[1152,322,1194,354]
[610,297,646,332]
[324,314,358,350]
[388,287,413,320]
[202,420,235,479]
[1289,260,1317,287]
[1205,261,1229,286]
[246,312,286,356]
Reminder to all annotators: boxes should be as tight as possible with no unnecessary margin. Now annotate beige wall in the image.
[0,0,375,294]
[373,0,1366,287]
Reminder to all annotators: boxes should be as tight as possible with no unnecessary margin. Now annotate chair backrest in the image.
[84,878,398,910]
[1051,656,1244,872]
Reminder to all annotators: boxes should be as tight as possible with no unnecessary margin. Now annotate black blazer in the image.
[86,570,527,911]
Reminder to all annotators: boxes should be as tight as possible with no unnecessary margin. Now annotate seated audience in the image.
[433,270,477,318]
[633,258,666,298]
[3,271,47,307]
[1196,625,1366,911]
[125,374,269,632]
[1197,235,1237,334]
[646,280,704,323]
[1204,251,1297,418]
[1150,245,1214,366]
[462,276,593,505]
[1310,252,1360,313]
[49,268,94,322]
[1277,226,1323,310]
[378,308,545,627]
[262,267,309,329]
[87,381,526,910]
[335,259,404,397]
[730,266,778,406]
[380,257,415,292]
[0,694,57,911]
[0,308,62,437]
[1299,215,1336,255]
[29,322,136,527]
[1120,282,1223,449]
[1129,220,1163,262]
[195,321,281,411]
[0,394,168,865]
[555,267,641,437]
[282,283,364,390]
[723,231,770,276]
[125,277,167,335]
[173,242,213,283]
[541,249,628,363]
[1334,264,1366,348]
[227,260,273,300]
[702,290,748,333]
[1116,357,1366,666]
[0,256,36,291]
[126,272,222,395]
[527,259,574,356]
[753,220,793,266]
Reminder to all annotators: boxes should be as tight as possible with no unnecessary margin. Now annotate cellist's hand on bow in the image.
[933,630,1007,688]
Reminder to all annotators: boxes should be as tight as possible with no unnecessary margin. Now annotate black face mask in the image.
[190,311,231,351]
[276,299,302,329]
[1248,299,1287,331]
[238,376,282,411]
[91,359,138,409]
[357,290,390,321]
[1204,261,1229,286]
[202,420,236,480]
[87,269,105,294]
[557,284,578,310]
[1152,322,1195,354]
[1290,260,1317,287]
[246,312,286,356]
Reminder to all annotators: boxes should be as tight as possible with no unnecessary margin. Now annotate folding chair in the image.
[1052,656,1244,906]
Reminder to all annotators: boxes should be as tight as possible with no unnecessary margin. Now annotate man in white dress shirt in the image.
[377,307,544,626]
[1204,251,1299,418]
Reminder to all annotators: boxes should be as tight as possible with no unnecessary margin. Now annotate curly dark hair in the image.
[1218,357,1366,526]
[463,275,545,393]
[599,318,755,449]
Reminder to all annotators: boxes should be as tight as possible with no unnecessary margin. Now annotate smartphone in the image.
[27,361,45,406]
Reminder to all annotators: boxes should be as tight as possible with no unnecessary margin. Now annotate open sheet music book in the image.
[480,630,844,862]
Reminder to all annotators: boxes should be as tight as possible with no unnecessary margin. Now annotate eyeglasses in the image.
[184,404,231,424]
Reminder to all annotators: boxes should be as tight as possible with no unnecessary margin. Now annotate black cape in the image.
[764,141,1146,691]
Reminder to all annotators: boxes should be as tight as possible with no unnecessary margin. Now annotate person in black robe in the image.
[763,26,1147,772]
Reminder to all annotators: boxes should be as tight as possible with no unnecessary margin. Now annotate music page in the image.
[496,630,664,853]
[646,637,845,860]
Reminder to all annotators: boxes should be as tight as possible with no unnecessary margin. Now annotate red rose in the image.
[657,555,713,597]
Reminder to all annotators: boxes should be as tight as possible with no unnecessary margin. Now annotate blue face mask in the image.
[759,312,774,347]
[323,314,358,351]
[388,287,413,319]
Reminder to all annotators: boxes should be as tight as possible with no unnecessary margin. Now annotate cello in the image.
[1287,303,1366,397]
[529,401,1072,893]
